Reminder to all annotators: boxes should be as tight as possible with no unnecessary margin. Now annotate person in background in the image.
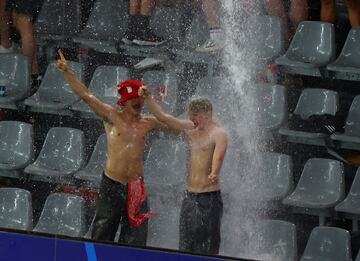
[321,0,360,28]
[0,0,12,53]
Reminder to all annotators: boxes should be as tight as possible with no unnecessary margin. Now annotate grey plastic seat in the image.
[0,53,30,109]
[300,226,351,261]
[276,21,335,77]
[71,65,129,118]
[72,0,128,53]
[356,249,360,261]
[24,127,85,183]
[335,167,360,232]
[142,70,179,114]
[34,0,81,42]
[24,61,83,115]
[0,121,34,179]
[279,88,339,146]
[74,134,107,188]
[331,95,360,150]
[33,193,85,237]
[282,158,345,225]
[327,27,360,81]
[0,188,32,230]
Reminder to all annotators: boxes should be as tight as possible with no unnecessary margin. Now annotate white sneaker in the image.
[196,29,225,53]
[0,45,14,54]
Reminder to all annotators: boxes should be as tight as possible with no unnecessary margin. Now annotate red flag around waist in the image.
[127,178,156,228]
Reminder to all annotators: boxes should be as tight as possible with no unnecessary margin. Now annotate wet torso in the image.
[104,112,155,184]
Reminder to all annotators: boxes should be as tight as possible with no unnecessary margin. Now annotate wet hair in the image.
[188,98,213,113]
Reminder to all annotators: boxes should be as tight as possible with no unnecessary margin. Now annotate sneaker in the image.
[0,44,14,54]
[132,31,166,46]
[196,28,224,53]
[31,74,43,93]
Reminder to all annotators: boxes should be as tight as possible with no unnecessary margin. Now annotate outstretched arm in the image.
[139,86,195,131]
[56,50,117,122]
[208,130,228,183]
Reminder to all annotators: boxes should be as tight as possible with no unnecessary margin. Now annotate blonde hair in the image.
[189,98,213,113]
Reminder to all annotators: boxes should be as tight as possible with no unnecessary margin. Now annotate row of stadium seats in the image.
[276,21,360,81]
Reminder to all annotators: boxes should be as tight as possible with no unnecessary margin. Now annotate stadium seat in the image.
[327,27,360,81]
[34,0,82,42]
[24,61,83,116]
[0,188,32,230]
[276,21,335,77]
[24,127,85,183]
[0,53,30,109]
[335,167,360,232]
[72,0,128,53]
[0,121,34,179]
[71,65,129,118]
[279,88,339,146]
[33,193,85,237]
[356,249,360,261]
[300,226,351,261]
[142,70,179,114]
[74,134,107,188]
[331,95,360,150]
[282,158,345,225]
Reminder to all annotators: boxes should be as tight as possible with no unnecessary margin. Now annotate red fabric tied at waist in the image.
[127,178,156,228]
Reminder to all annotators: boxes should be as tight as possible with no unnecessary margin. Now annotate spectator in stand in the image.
[264,0,308,42]
[0,0,13,53]
[321,0,360,28]
[121,0,165,46]
[6,0,43,90]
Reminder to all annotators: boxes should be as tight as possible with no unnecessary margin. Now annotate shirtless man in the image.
[139,87,228,255]
[56,50,174,246]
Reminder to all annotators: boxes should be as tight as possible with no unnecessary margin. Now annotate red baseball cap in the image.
[117,80,144,106]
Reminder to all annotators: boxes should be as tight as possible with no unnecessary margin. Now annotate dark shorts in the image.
[179,190,223,255]
[91,173,148,246]
[6,0,44,16]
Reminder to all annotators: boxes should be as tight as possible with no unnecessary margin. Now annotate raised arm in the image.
[139,86,195,131]
[56,50,117,122]
[208,129,228,183]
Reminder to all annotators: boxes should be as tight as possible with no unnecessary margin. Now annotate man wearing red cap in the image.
[139,87,227,255]
[56,50,179,246]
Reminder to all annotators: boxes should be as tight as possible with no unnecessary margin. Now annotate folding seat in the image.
[279,88,339,146]
[24,61,83,116]
[24,127,85,183]
[327,27,360,81]
[34,0,82,42]
[331,95,360,150]
[300,226,351,261]
[142,70,179,115]
[276,21,335,77]
[0,121,34,179]
[33,193,85,237]
[282,158,345,225]
[335,167,360,232]
[74,134,107,188]
[0,53,30,109]
[0,188,32,230]
[71,65,129,118]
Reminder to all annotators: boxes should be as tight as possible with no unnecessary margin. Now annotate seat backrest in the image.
[89,65,129,98]
[344,95,360,136]
[0,121,34,165]
[36,127,85,171]
[297,158,344,202]
[34,0,81,36]
[254,220,297,261]
[347,167,360,199]
[183,9,210,49]
[34,193,85,237]
[337,27,360,67]
[0,188,32,230]
[142,70,178,113]
[77,0,128,40]
[245,15,284,60]
[84,134,107,174]
[294,88,339,120]
[0,53,30,90]
[286,21,335,65]
[38,61,83,103]
[301,226,351,261]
